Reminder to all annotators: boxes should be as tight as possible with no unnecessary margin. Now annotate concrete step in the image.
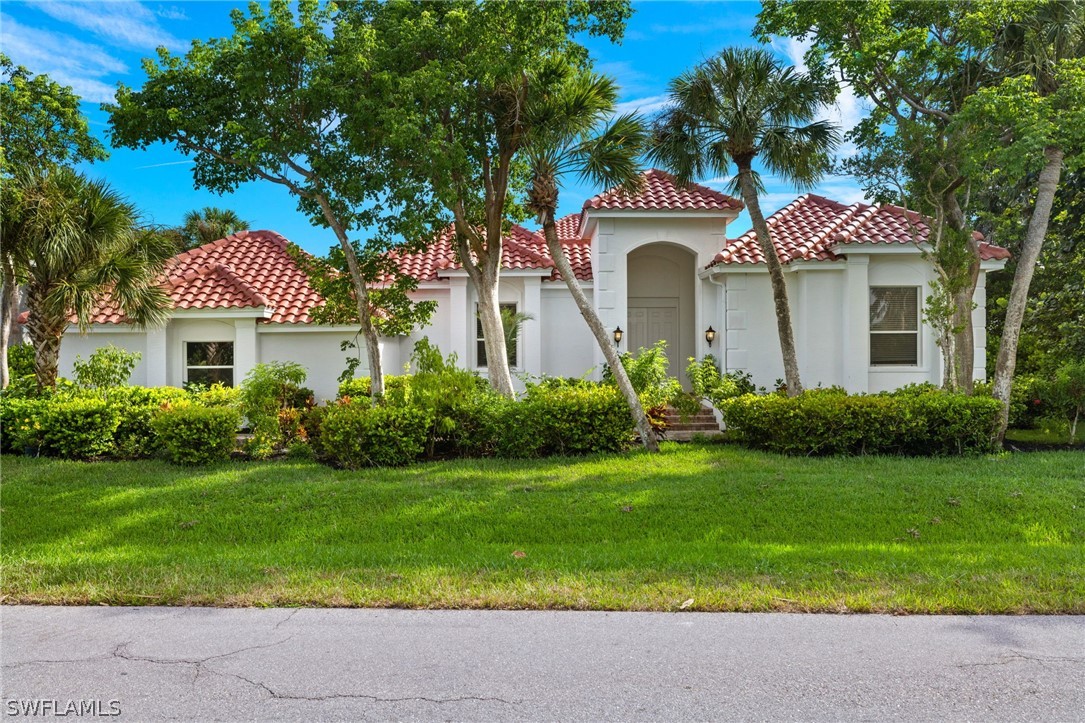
[667,423,722,431]
[666,429,726,442]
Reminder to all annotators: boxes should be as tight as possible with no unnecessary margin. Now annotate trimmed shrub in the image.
[318,402,431,468]
[194,383,241,409]
[7,344,34,379]
[0,396,46,453]
[151,406,240,465]
[337,375,410,400]
[720,390,1001,456]
[37,398,121,459]
[496,385,634,458]
[109,386,191,458]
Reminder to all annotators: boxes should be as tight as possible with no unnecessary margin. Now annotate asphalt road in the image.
[2,607,1083,721]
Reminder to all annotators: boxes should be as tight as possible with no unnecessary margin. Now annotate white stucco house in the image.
[55,169,1009,401]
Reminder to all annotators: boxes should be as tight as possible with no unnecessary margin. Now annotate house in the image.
[55,170,1009,400]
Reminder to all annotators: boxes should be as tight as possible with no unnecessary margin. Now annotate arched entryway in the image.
[626,242,697,386]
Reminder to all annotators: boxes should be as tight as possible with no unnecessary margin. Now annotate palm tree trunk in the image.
[313,194,385,399]
[540,213,659,452]
[992,146,1064,443]
[25,285,65,391]
[1,257,17,389]
[735,163,804,396]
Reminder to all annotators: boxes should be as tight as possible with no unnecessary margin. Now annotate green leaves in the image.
[0,53,107,174]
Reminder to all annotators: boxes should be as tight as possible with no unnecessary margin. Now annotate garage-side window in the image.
[186,341,234,387]
[870,287,920,366]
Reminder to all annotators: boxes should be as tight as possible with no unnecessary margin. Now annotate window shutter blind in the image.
[870,287,919,331]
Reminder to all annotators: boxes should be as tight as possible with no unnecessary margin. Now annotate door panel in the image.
[628,297,679,372]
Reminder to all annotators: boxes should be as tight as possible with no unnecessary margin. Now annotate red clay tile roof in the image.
[83,230,322,325]
[391,216,592,282]
[709,195,1011,267]
[584,168,743,212]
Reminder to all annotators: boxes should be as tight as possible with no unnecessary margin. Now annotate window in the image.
[477,303,518,368]
[185,341,234,386]
[869,287,920,366]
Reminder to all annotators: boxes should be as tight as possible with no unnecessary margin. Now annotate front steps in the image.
[662,405,724,442]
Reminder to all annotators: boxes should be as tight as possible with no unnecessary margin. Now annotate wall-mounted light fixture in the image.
[613,326,624,347]
[705,325,717,348]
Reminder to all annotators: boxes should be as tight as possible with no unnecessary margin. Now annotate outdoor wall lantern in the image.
[705,326,717,348]
[613,326,624,347]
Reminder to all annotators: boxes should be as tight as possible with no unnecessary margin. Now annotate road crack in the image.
[956,651,1085,668]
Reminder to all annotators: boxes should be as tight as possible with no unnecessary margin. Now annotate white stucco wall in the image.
[57,329,149,386]
[540,287,596,379]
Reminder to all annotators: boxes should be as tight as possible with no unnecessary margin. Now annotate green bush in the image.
[151,405,240,465]
[603,340,682,410]
[7,344,34,379]
[318,402,431,468]
[497,385,634,458]
[108,386,191,458]
[37,398,121,459]
[686,356,758,406]
[1034,360,1085,443]
[238,362,312,458]
[193,383,241,409]
[973,377,1040,430]
[720,390,1001,456]
[0,396,46,453]
[71,344,141,394]
[336,374,410,400]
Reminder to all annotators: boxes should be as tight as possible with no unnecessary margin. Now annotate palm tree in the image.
[3,167,173,389]
[179,207,249,249]
[522,64,660,452]
[650,47,840,396]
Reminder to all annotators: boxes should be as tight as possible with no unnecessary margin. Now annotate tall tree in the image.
[179,206,249,249]
[522,63,659,451]
[650,47,840,397]
[758,1,1022,392]
[107,0,438,399]
[957,1,1085,441]
[2,167,172,389]
[0,54,108,388]
[351,0,633,397]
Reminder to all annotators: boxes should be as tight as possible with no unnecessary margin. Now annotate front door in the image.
[628,297,679,371]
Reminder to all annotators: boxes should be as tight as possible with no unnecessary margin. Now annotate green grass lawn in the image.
[1005,420,1084,447]
[2,444,1083,613]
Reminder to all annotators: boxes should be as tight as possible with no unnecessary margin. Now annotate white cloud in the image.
[135,160,194,170]
[32,1,186,52]
[771,36,868,158]
[155,6,188,21]
[614,94,672,117]
[595,60,657,96]
[1,13,124,103]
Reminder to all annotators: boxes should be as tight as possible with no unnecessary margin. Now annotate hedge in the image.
[318,402,431,468]
[151,405,241,465]
[720,390,1002,456]
[495,385,635,458]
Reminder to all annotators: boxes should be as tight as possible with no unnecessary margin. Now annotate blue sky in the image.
[1,1,868,255]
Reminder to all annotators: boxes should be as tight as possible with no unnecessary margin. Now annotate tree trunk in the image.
[314,194,385,399]
[1,257,17,389]
[540,212,659,452]
[992,147,1064,443]
[24,285,64,391]
[942,191,980,394]
[449,221,516,398]
[735,164,803,396]
[473,263,516,398]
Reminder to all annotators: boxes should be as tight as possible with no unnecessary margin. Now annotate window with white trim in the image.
[477,303,518,368]
[869,286,920,366]
[185,341,234,386]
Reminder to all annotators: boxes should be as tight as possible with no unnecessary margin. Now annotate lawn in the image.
[1,444,1082,613]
